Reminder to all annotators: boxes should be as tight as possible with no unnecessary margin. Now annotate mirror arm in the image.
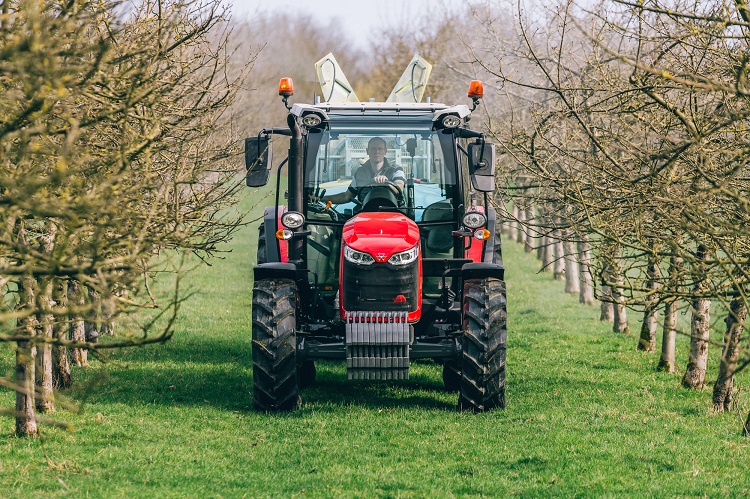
[457,128,484,139]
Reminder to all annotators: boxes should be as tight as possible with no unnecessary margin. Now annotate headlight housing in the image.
[302,114,322,127]
[462,211,487,229]
[344,245,375,265]
[441,114,461,128]
[387,245,419,266]
[281,211,305,229]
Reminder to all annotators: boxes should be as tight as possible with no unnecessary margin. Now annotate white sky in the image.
[229,0,461,51]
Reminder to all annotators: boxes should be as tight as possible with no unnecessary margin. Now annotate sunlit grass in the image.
[1,186,749,497]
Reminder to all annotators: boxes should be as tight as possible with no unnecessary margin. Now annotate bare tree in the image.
[1,0,253,435]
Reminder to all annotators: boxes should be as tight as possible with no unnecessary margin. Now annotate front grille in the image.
[343,260,418,312]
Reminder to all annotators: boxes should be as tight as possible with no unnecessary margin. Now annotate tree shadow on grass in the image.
[71,337,457,413]
[70,335,252,412]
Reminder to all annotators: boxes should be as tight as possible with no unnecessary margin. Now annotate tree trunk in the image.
[611,248,629,334]
[578,237,595,305]
[16,340,38,437]
[637,257,661,352]
[69,280,89,367]
[537,233,546,261]
[16,277,39,438]
[35,223,57,412]
[85,287,101,343]
[542,235,554,272]
[657,299,678,373]
[563,231,579,294]
[600,261,615,323]
[553,229,565,281]
[515,206,526,245]
[509,204,519,242]
[35,278,55,413]
[53,279,72,389]
[612,284,629,333]
[712,297,747,411]
[524,208,535,253]
[682,246,711,389]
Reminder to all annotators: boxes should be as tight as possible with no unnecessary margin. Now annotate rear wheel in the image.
[459,278,507,412]
[252,278,300,411]
[442,361,461,391]
[298,360,317,389]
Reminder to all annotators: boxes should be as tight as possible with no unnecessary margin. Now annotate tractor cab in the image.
[244,54,506,413]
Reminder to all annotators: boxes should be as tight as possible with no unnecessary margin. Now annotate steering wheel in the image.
[309,199,341,221]
[382,180,405,206]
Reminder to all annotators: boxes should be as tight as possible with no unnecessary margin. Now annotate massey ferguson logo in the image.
[376,253,387,262]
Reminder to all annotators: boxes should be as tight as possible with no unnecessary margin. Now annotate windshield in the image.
[305,130,457,223]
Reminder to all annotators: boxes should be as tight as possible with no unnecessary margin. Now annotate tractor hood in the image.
[342,212,420,261]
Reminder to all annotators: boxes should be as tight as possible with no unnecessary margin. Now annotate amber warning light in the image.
[468,80,484,99]
[278,77,294,97]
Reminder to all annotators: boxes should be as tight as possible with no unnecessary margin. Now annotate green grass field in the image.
[1,186,749,497]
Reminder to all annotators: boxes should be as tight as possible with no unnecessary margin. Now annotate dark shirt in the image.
[347,159,406,200]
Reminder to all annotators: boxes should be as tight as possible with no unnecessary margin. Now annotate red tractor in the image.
[245,55,505,412]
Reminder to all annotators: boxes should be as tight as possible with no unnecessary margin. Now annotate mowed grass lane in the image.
[1,187,749,497]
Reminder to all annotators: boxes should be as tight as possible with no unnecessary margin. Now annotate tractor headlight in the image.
[281,211,305,229]
[302,114,322,127]
[462,211,487,229]
[441,114,461,128]
[344,245,375,265]
[388,245,418,266]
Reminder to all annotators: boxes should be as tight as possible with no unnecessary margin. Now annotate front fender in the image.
[254,262,298,282]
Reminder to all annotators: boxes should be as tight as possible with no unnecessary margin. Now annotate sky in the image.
[229,0,461,51]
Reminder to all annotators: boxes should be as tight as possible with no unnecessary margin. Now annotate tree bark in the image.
[600,261,615,323]
[524,208,535,253]
[637,257,661,352]
[35,278,55,413]
[657,299,678,373]
[611,250,629,334]
[16,277,39,438]
[509,204,519,242]
[712,297,747,411]
[553,229,565,281]
[682,246,711,389]
[34,223,57,412]
[542,235,554,272]
[515,206,526,245]
[563,231,579,294]
[69,280,89,367]
[537,233,546,261]
[53,279,72,389]
[578,237,595,305]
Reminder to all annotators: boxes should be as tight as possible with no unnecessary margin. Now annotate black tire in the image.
[257,222,267,264]
[298,360,317,389]
[252,278,300,411]
[459,278,507,412]
[442,361,461,391]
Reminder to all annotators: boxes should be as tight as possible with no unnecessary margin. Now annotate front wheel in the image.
[252,278,300,411]
[459,278,507,412]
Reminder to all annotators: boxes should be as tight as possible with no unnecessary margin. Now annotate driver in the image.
[315,137,405,204]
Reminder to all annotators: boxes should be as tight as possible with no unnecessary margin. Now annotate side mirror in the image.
[468,141,495,192]
[245,136,272,187]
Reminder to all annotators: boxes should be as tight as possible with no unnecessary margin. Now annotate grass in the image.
[1,185,750,497]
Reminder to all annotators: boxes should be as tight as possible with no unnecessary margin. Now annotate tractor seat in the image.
[422,200,454,254]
